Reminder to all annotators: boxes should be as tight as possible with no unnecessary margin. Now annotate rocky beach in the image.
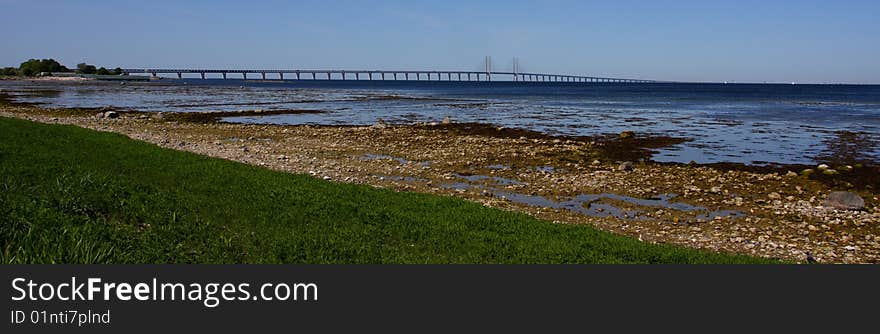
[2,87,878,263]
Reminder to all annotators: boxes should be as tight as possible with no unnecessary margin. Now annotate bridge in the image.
[121,69,656,83]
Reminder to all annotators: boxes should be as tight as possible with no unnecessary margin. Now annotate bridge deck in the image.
[121,68,655,83]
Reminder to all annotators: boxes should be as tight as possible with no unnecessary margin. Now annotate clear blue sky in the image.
[2,0,878,83]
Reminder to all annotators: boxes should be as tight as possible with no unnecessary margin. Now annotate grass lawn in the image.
[0,117,774,263]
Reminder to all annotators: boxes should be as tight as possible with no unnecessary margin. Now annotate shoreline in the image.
[1,95,878,263]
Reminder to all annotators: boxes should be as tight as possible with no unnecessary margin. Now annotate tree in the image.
[112,67,123,75]
[1,67,18,76]
[18,59,70,76]
[76,63,97,75]
[96,67,111,75]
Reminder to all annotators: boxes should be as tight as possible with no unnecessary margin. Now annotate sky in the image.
[2,0,879,83]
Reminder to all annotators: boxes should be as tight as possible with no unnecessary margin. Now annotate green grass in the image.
[0,117,774,263]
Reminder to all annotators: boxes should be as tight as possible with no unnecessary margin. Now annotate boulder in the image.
[619,131,635,139]
[822,169,839,175]
[823,191,865,210]
[372,119,387,129]
[96,111,118,119]
[618,161,634,172]
[442,116,452,124]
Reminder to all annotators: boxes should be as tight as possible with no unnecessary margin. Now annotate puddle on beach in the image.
[452,173,523,186]
[493,191,742,221]
[362,153,431,166]
[363,154,409,164]
[377,175,430,182]
[439,172,742,222]
[529,166,560,173]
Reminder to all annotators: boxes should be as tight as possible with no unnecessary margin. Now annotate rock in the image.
[785,171,798,177]
[823,191,865,210]
[322,176,332,181]
[800,169,814,177]
[591,159,601,166]
[817,164,830,170]
[709,186,722,194]
[372,119,387,129]
[768,192,782,200]
[442,116,451,124]
[619,131,635,139]
[822,169,839,175]
[103,111,119,119]
[151,112,165,120]
[618,161,634,172]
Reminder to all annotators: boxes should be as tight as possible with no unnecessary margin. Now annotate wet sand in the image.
[2,95,878,263]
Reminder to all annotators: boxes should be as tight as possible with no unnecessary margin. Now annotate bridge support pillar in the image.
[176,73,182,79]
[279,73,283,80]
[327,73,331,80]
[261,73,266,80]
[222,73,227,79]
[200,73,205,80]
[243,73,247,80]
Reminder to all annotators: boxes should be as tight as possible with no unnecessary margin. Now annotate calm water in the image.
[3,79,879,165]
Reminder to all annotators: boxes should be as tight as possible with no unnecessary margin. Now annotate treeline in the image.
[1,59,122,77]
